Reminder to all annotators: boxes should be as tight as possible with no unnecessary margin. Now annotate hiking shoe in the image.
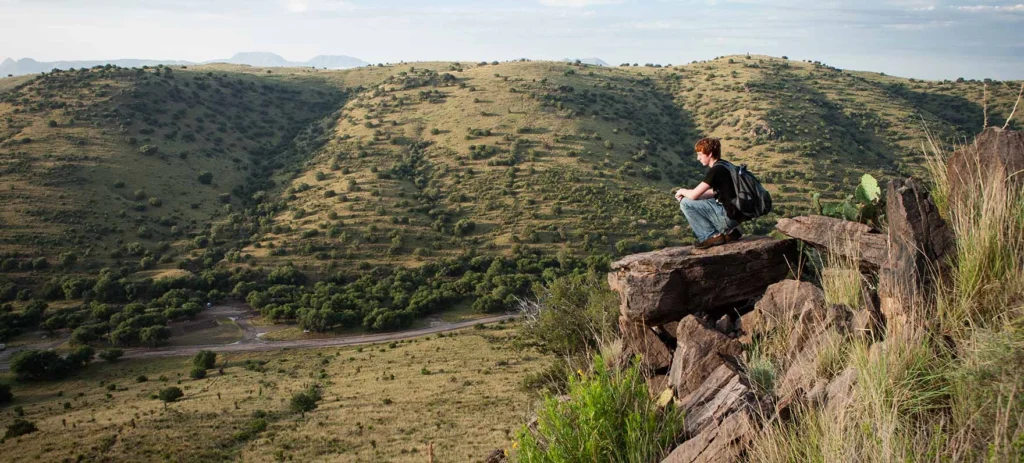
[725,228,743,242]
[695,233,728,249]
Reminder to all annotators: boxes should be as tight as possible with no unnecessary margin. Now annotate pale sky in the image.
[1,0,1022,80]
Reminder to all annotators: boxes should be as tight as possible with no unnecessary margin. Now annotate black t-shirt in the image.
[702,162,740,220]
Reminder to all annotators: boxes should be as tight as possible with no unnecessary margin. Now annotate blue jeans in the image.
[679,198,739,242]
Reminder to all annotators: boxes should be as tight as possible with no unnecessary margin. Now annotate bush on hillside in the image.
[4,418,37,439]
[290,385,322,417]
[98,348,123,363]
[517,272,619,357]
[197,171,213,184]
[515,356,683,462]
[158,386,183,403]
[192,350,216,370]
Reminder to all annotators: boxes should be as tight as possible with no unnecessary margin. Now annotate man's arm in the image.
[674,182,715,201]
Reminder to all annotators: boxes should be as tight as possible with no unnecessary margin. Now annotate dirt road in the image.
[0,303,517,371]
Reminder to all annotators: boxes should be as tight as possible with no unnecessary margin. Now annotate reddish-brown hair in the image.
[694,137,721,159]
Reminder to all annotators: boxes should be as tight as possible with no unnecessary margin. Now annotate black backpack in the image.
[717,160,772,221]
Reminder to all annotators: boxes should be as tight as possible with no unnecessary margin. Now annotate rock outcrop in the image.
[606,175,963,462]
[662,363,761,463]
[668,316,742,399]
[619,316,674,373]
[879,177,956,333]
[775,215,887,269]
[608,237,798,325]
[947,127,1024,203]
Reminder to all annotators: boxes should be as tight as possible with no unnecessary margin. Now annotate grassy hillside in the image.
[0,322,545,462]
[246,56,1019,274]
[0,64,342,269]
[0,57,1018,330]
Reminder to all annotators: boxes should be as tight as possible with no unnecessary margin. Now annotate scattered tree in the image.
[290,385,322,417]
[158,386,183,403]
[192,350,217,370]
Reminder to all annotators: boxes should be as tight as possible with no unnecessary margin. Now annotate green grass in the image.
[514,355,684,463]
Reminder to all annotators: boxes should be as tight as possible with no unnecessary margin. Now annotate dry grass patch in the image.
[1,323,550,462]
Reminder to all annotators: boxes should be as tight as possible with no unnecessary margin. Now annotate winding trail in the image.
[0,302,516,371]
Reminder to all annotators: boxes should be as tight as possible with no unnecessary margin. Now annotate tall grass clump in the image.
[819,236,864,309]
[514,356,684,463]
[926,131,1024,331]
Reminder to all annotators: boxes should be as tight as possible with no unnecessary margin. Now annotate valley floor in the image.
[0,321,545,462]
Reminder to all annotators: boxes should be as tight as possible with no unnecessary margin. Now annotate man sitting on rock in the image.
[674,137,743,249]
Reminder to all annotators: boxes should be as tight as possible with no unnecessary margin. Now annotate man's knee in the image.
[680,197,698,209]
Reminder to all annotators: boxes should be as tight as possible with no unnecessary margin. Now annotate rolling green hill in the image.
[0,56,1019,312]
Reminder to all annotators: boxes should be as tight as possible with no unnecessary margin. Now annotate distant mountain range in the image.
[0,52,369,77]
[561,58,608,66]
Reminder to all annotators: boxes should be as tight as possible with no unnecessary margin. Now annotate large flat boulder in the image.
[608,237,799,325]
[775,215,887,269]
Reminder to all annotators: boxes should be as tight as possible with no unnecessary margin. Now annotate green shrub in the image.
[290,385,322,417]
[189,367,207,379]
[192,350,216,370]
[158,386,183,403]
[197,171,213,184]
[515,356,683,462]
[518,272,619,357]
[98,348,123,363]
[4,418,37,438]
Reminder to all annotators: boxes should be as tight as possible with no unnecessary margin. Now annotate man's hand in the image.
[674,188,687,201]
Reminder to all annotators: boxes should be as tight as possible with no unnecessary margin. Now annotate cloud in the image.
[614,20,684,30]
[955,4,1024,12]
[538,0,623,7]
[283,0,352,13]
[883,20,954,30]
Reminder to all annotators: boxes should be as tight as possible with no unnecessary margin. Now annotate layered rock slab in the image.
[608,238,799,325]
[775,215,887,269]
[668,316,742,399]
[663,363,761,463]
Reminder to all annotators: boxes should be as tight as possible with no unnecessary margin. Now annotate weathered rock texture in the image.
[608,238,799,325]
[947,127,1024,203]
[775,215,887,269]
[619,316,674,373]
[879,178,956,332]
[668,316,742,399]
[662,363,760,463]
[741,279,825,341]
